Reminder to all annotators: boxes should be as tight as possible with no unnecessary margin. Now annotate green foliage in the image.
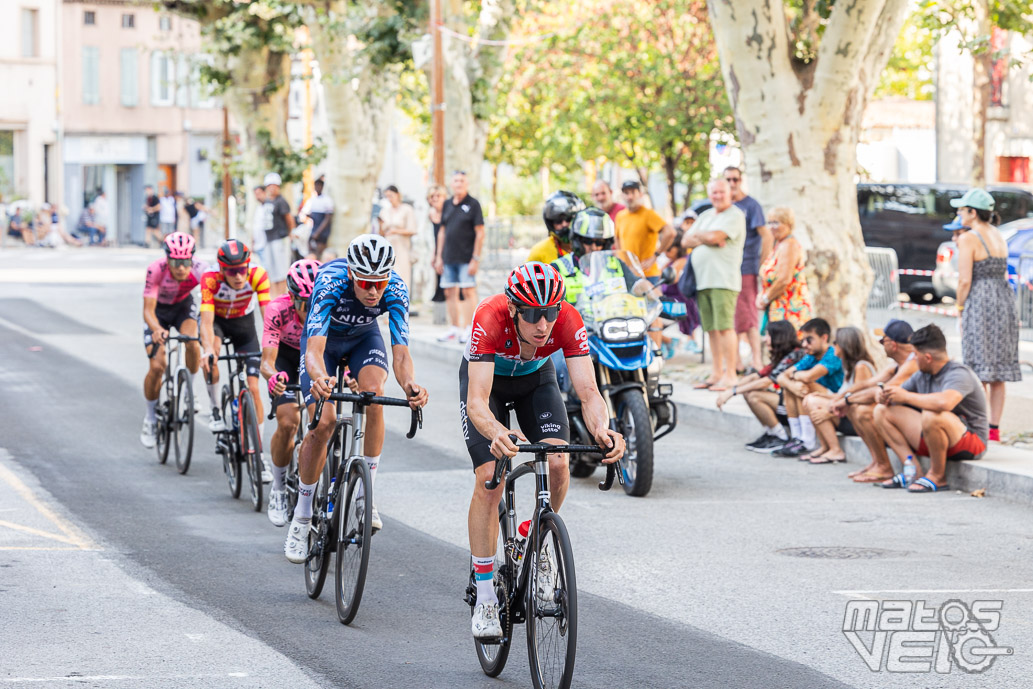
[875,8,937,100]
[487,0,732,211]
[495,174,545,216]
[915,1,1033,53]
[254,130,327,184]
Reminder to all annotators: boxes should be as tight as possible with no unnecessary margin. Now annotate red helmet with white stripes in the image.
[505,262,565,308]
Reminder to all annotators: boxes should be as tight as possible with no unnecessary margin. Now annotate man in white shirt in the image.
[159,190,178,236]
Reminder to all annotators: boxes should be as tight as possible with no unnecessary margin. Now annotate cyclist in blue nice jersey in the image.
[284,234,429,564]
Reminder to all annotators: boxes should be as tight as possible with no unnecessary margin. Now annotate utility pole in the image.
[431,0,445,186]
[222,106,231,240]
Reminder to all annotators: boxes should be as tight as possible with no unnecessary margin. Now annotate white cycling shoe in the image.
[140,418,157,449]
[283,517,310,564]
[535,544,558,606]
[267,489,288,527]
[355,496,383,533]
[260,454,273,484]
[472,602,503,640]
[208,407,227,433]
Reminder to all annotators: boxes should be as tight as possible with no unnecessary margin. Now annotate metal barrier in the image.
[481,215,541,272]
[866,247,900,311]
[1020,254,1033,343]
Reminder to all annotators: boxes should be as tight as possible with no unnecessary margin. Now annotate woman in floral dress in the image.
[757,206,812,331]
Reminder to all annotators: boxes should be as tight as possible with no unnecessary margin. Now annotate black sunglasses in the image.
[517,306,560,323]
[168,258,192,269]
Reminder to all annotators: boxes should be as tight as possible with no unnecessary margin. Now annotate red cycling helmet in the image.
[217,238,250,267]
[505,261,565,308]
[163,232,195,260]
[286,259,321,299]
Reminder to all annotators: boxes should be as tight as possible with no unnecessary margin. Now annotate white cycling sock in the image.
[295,479,318,520]
[788,416,801,439]
[356,455,380,500]
[473,555,498,605]
[206,382,219,408]
[799,416,817,448]
[272,464,288,491]
[768,424,788,440]
[146,399,158,424]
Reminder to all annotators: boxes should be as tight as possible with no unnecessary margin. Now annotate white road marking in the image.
[834,588,1033,598]
[1,673,250,684]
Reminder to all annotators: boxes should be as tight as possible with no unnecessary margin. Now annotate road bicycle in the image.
[152,334,199,474]
[304,373,422,625]
[467,425,618,689]
[209,340,264,511]
[266,383,306,521]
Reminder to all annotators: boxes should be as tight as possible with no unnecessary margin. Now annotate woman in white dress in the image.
[378,185,417,288]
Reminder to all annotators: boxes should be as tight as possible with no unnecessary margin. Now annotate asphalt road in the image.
[2,248,1032,688]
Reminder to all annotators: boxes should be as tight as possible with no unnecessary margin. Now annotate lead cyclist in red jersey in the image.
[140,232,205,448]
[461,261,624,639]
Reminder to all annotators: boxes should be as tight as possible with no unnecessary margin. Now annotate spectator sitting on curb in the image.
[774,318,843,457]
[800,326,876,464]
[827,319,919,483]
[715,319,805,452]
[874,324,988,493]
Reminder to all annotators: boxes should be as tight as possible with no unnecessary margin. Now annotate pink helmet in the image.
[163,232,196,260]
[287,259,321,299]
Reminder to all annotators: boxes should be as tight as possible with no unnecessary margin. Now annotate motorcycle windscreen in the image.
[576,251,663,344]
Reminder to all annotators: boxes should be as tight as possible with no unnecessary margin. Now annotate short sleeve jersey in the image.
[614,206,667,277]
[795,345,845,392]
[465,294,589,376]
[144,257,206,305]
[305,259,410,345]
[902,360,989,444]
[200,266,271,319]
[735,195,766,275]
[262,293,304,351]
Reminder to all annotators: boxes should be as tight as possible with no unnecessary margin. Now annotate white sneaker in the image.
[208,407,227,433]
[355,496,383,533]
[140,418,156,448]
[458,329,470,344]
[437,328,457,342]
[472,602,503,640]
[535,543,558,606]
[283,517,310,564]
[261,454,273,484]
[267,489,288,527]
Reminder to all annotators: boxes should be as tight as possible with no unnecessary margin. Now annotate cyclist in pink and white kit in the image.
[140,232,206,448]
[261,259,320,526]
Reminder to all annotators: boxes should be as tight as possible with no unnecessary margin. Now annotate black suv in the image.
[857,183,1033,302]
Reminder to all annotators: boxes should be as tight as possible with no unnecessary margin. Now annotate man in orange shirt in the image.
[614,180,675,282]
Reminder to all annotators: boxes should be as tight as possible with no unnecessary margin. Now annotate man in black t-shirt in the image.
[432,171,484,343]
[143,185,162,248]
[262,172,295,298]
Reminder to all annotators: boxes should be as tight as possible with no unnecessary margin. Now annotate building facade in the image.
[0,0,60,207]
[61,0,226,244]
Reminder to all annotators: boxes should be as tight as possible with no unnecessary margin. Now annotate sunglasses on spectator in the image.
[582,239,608,248]
[725,176,741,183]
[517,306,561,323]
[353,276,389,291]
[801,335,817,344]
[168,258,192,269]
[223,266,249,277]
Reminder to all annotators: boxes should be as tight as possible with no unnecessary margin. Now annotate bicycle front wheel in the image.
[173,368,194,475]
[221,385,242,499]
[525,511,578,689]
[335,458,372,625]
[240,391,263,512]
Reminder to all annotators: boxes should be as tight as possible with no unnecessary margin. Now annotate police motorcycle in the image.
[554,210,677,497]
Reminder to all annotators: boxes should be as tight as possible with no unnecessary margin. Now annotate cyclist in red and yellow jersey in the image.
[199,239,271,434]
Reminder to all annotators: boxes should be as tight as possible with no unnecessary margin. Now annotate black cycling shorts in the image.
[214,312,261,378]
[459,358,569,470]
[144,298,198,354]
[271,345,301,411]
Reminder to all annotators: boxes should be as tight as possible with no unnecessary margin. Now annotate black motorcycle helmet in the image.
[542,190,586,244]
[570,208,615,259]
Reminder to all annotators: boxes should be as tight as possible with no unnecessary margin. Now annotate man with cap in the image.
[828,319,919,483]
[613,179,675,283]
[262,172,295,297]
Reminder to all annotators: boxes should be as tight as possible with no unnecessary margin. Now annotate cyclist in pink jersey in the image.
[261,259,319,526]
[141,233,205,448]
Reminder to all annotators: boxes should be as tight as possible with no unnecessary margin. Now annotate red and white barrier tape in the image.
[900,303,959,317]
[897,269,959,278]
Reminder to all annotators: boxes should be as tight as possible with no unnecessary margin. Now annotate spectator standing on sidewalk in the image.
[426,184,448,304]
[682,178,746,390]
[262,172,294,298]
[591,179,626,222]
[91,189,110,245]
[143,185,162,247]
[250,185,268,262]
[874,324,988,493]
[159,189,177,236]
[614,180,675,283]
[952,188,1021,442]
[378,184,417,288]
[757,206,812,331]
[433,171,484,343]
[725,167,771,373]
[304,177,334,260]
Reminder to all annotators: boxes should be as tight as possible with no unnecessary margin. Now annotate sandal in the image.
[880,474,906,489]
[809,452,847,464]
[908,477,949,493]
[693,382,714,390]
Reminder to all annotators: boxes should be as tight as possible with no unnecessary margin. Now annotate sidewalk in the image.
[406,312,1033,507]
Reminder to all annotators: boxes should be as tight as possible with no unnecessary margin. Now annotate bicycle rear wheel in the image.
[304,455,334,599]
[240,391,263,512]
[155,375,171,465]
[335,458,372,625]
[474,511,513,677]
[173,368,195,475]
[221,386,242,499]
[525,511,578,689]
